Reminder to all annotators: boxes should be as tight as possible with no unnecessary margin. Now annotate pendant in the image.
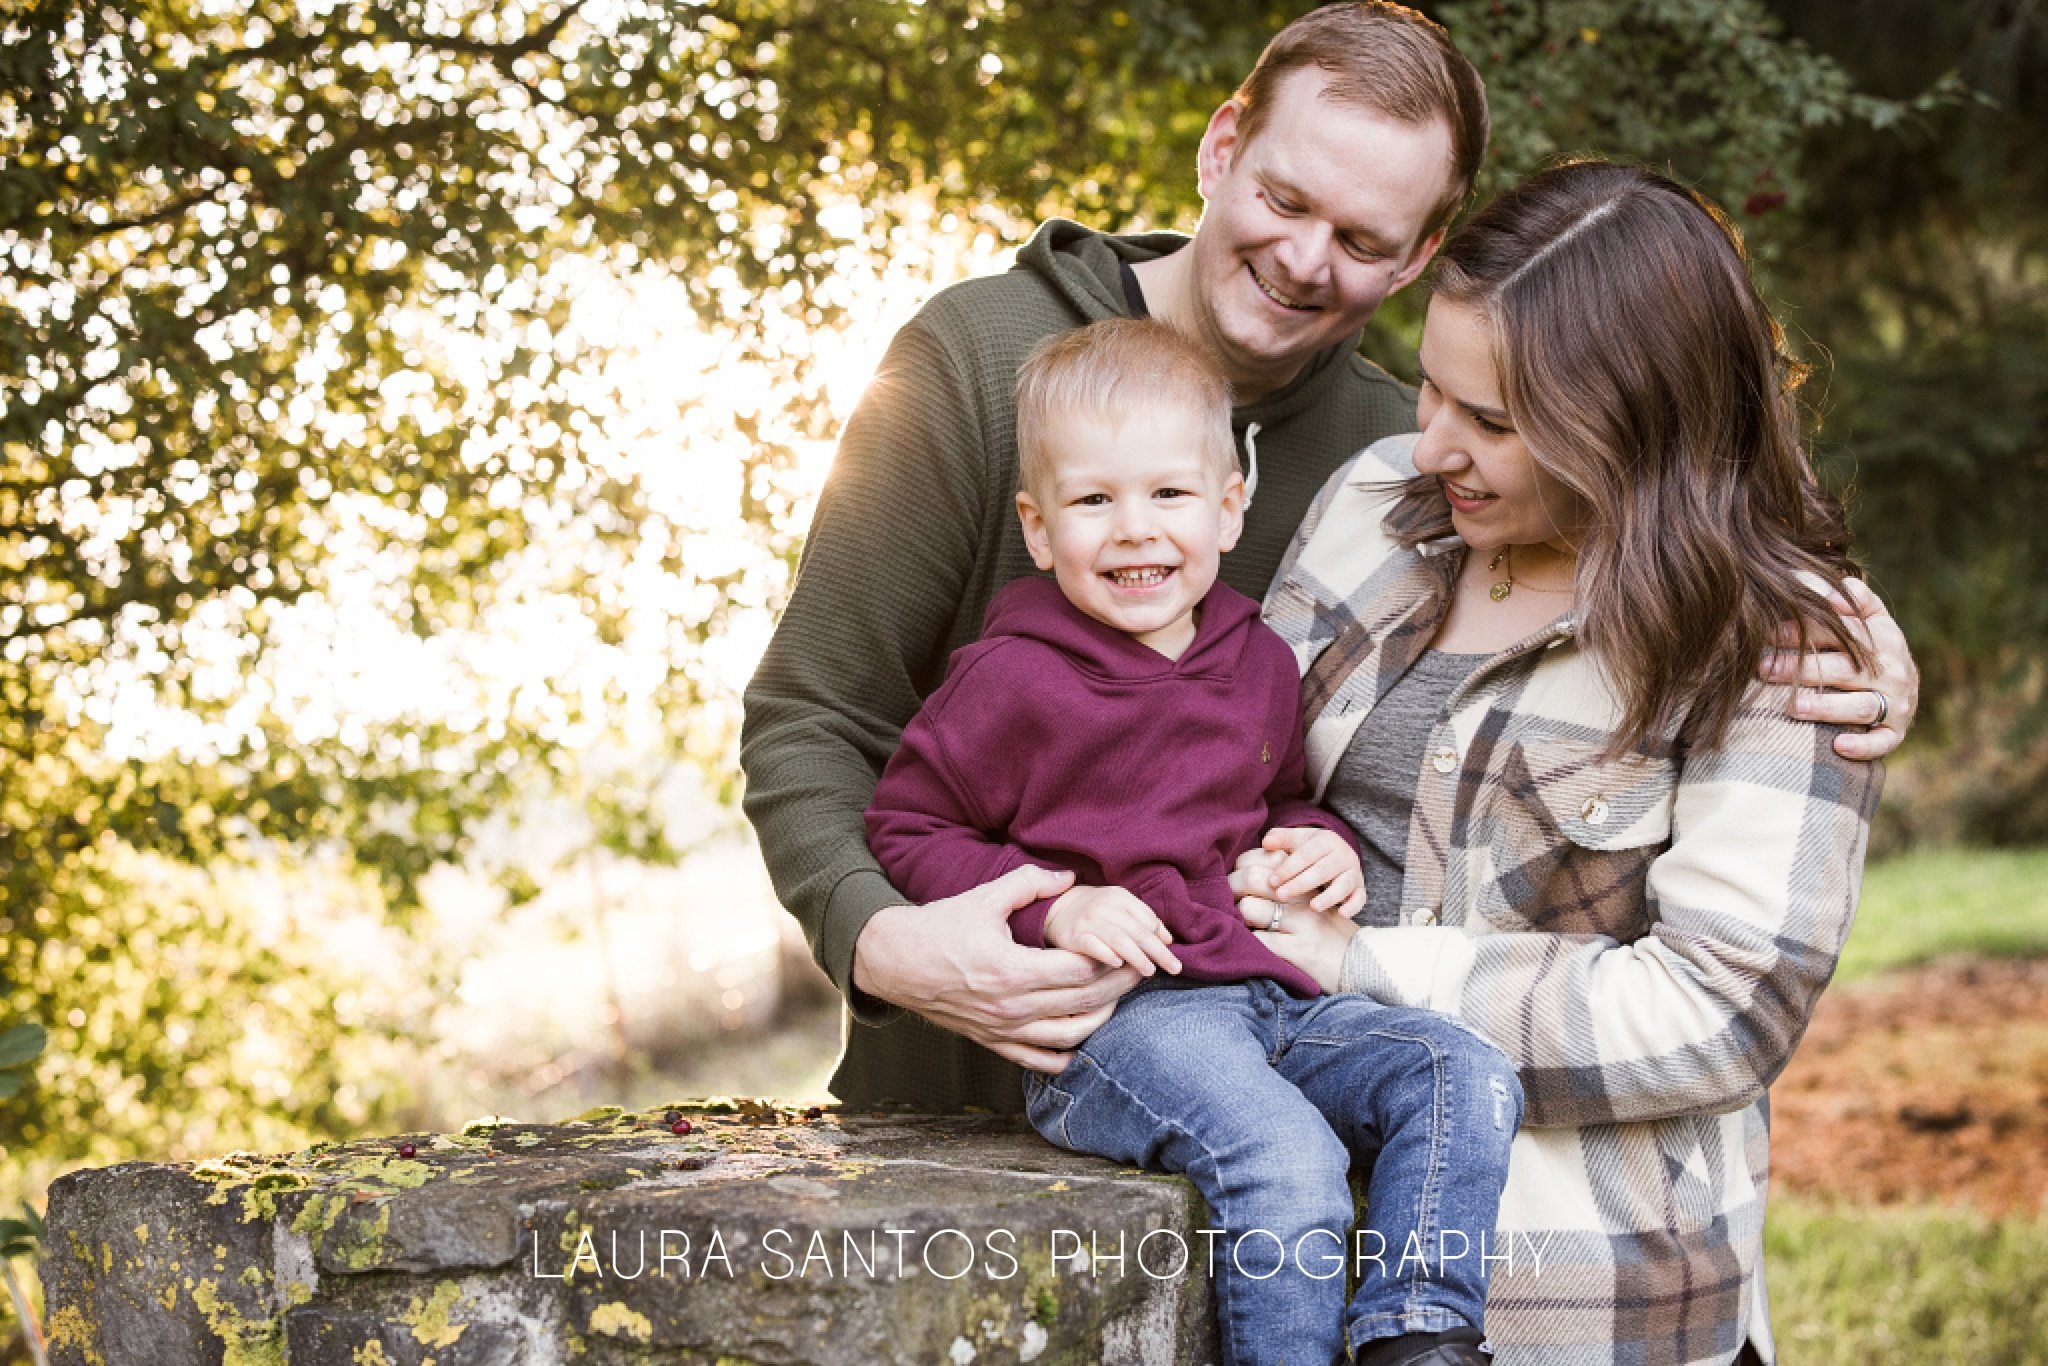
[1489,582,1512,602]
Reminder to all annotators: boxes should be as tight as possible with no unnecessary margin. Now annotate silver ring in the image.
[1870,690,1890,727]
[1265,902,1284,932]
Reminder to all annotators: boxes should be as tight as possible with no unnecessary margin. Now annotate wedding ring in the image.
[1266,902,1284,932]
[1870,690,1890,727]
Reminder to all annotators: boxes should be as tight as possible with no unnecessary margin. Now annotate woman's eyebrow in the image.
[1418,357,1513,426]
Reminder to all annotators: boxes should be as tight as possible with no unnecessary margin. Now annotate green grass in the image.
[1838,847,2048,984]
[1766,1196,2048,1364]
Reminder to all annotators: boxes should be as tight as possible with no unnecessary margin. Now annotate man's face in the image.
[1184,68,1455,394]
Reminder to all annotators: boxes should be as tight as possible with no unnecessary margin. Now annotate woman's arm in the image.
[1248,690,1882,1130]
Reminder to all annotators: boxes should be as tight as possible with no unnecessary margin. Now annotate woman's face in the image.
[1412,298,1588,558]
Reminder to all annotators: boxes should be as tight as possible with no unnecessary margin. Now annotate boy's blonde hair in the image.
[1014,318,1237,496]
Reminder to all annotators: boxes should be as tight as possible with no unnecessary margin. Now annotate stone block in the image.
[43,1104,1221,1365]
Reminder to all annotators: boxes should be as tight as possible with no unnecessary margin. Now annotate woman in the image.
[1242,160,1880,1366]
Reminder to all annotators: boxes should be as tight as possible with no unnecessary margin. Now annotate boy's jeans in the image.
[1023,979,1523,1366]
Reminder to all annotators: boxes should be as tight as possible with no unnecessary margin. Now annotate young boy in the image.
[865,319,1519,1366]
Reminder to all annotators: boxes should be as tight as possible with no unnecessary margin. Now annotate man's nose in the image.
[1271,218,1333,292]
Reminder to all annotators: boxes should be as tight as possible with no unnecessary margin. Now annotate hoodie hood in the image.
[1013,218,1192,325]
[980,575,1262,682]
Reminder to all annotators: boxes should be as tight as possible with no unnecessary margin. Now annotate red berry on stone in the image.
[397,1142,417,1159]
[671,1119,692,1135]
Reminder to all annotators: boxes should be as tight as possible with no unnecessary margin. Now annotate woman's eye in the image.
[1474,415,1511,437]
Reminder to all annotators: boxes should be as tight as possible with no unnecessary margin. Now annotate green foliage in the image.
[0,0,2008,1192]
[1773,0,2048,844]
[0,1028,43,1103]
[1765,1196,2048,1364]
[0,1202,43,1262]
[1840,848,2048,984]
[4,842,423,1172]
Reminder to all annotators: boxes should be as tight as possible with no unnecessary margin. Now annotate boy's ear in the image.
[1216,471,1246,554]
[1016,490,1056,571]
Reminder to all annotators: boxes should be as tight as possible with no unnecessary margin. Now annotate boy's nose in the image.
[1111,505,1157,542]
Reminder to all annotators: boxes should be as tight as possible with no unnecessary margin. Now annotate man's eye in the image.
[1263,191,1301,215]
[1340,239,1386,262]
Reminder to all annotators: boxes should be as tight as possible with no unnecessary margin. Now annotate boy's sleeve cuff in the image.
[1008,895,1057,948]
[821,868,913,1027]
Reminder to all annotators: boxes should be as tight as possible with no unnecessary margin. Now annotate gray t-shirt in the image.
[1327,649,1488,918]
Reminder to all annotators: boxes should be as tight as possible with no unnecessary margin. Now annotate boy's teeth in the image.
[1109,568,1170,586]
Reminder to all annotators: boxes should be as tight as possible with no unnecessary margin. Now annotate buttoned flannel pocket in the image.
[1480,735,1676,938]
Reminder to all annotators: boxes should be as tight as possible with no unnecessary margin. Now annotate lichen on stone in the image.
[587,1301,654,1343]
[400,1280,470,1348]
[190,1275,286,1366]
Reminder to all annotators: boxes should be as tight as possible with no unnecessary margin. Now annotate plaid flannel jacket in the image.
[1263,435,1883,1366]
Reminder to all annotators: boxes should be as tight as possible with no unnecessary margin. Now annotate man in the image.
[739,3,1918,1114]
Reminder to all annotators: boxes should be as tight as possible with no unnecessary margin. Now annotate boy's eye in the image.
[1074,493,1110,506]
[1154,487,1191,500]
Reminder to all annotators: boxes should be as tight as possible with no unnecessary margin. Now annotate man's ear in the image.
[1390,224,1449,295]
[1216,471,1247,555]
[1016,490,1056,571]
[1195,99,1245,200]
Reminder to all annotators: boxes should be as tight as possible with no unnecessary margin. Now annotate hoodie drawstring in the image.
[1241,421,1261,509]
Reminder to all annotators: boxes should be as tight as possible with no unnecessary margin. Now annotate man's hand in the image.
[1043,884,1183,978]
[1257,826,1366,917]
[850,864,1140,1074]
[1764,573,1920,761]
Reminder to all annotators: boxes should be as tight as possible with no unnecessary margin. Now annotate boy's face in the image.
[1015,401,1245,658]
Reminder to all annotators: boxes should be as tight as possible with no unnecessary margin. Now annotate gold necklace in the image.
[1486,546,1574,602]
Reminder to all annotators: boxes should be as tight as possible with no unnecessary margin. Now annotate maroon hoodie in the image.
[865,576,1357,998]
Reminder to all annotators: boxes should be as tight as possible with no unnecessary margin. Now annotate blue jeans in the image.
[1024,979,1523,1366]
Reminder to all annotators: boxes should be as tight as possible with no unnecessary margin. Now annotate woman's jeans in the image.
[1023,979,1523,1366]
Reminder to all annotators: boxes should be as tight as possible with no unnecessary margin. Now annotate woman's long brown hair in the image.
[1394,159,1870,757]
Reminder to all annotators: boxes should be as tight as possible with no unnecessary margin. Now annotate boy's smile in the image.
[1015,402,1245,660]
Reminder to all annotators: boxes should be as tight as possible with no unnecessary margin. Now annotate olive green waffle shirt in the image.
[738,218,1420,1112]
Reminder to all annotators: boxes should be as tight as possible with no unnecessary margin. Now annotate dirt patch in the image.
[1772,956,2048,1217]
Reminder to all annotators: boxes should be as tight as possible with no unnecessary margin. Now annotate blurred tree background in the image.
[2,0,2042,1349]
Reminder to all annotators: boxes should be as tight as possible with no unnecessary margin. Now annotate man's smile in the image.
[1248,264,1317,312]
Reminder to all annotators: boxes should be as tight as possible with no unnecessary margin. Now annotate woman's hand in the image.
[1766,574,1920,761]
[1231,847,1361,994]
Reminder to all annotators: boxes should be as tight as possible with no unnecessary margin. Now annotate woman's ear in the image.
[1016,490,1056,571]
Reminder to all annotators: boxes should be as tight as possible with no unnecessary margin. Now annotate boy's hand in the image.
[1260,827,1366,917]
[1043,885,1183,978]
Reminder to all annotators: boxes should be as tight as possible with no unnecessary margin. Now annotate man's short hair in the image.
[1015,318,1238,497]
[1232,2,1489,239]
